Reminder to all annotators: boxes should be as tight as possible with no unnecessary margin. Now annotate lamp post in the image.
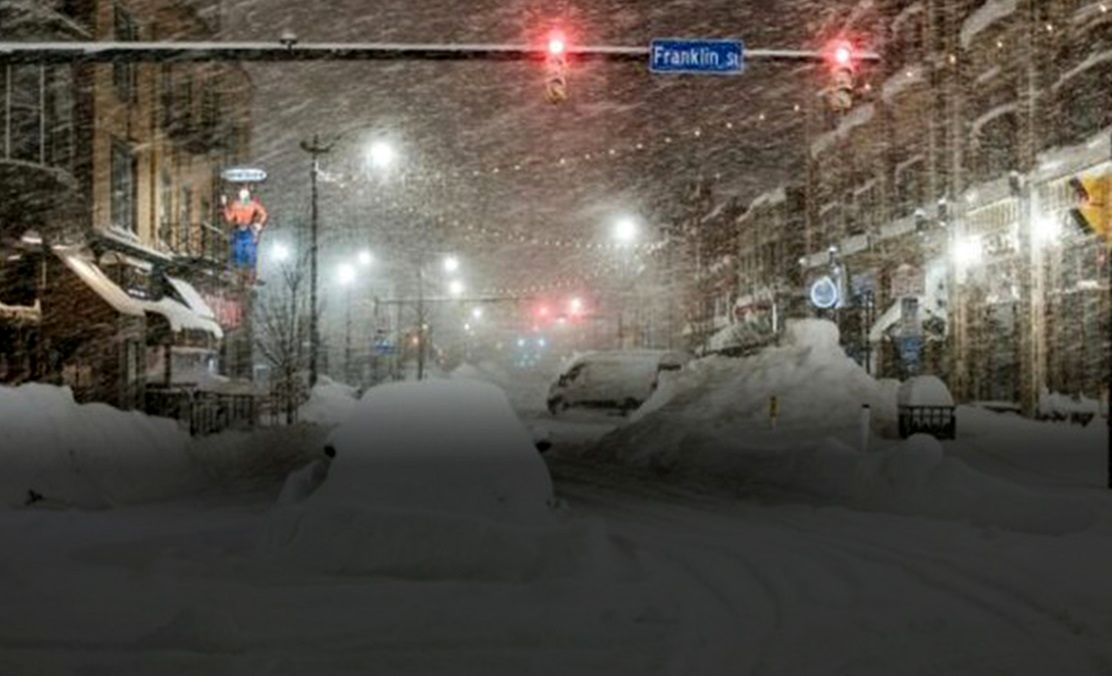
[612,215,640,348]
[300,133,398,386]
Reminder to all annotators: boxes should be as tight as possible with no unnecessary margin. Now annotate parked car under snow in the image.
[546,350,689,415]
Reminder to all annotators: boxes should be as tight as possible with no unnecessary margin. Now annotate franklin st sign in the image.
[649,38,745,74]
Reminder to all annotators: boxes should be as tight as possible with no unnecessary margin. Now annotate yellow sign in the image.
[1070,173,1112,241]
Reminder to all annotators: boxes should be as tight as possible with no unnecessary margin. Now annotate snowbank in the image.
[297,376,358,426]
[319,380,554,524]
[609,319,897,458]
[784,436,1096,534]
[0,384,198,508]
[262,381,588,580]
[449,359,553,413]
[898,376,954,407]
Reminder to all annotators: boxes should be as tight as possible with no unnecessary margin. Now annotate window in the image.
[113,5,138,102]
[45,66,74,169]
[178,185,193,253]
[158,169,173,248]
[111,139,136,233]
[9,66,43,163]
[160,64,174,129]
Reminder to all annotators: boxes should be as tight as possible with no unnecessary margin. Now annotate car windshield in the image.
[2,2,1111,673]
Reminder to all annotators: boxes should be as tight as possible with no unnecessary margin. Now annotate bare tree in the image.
[255,249,315,424]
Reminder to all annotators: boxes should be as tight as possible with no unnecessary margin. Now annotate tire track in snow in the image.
[552,460,1112,674]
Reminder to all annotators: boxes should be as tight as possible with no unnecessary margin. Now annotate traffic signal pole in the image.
[0,41,881,65]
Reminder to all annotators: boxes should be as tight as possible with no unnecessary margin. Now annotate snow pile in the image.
[1037,387,1104,419]
[0,384,198,508]
[898,376,954,407]
[450,359,553,413]
[296,376,358,426]
[785,435,1097,535]
[262,381,617,580]
[608,319,897,460]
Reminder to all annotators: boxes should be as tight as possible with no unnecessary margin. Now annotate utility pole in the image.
[299,134,333,388]
[416,253,426,381]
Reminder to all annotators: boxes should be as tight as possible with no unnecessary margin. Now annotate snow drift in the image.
[615,318,897,454]
[296,376,359,426]
[593,320,1095,534]
[263,381,622,580]
[0,384,198,508]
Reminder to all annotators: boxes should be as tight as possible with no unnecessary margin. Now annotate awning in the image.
[58,251,222,339]
[868,295,946,343]
[166,276,219,324]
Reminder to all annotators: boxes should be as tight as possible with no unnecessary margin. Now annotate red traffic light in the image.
[547,33,566,56]
[826,41,855,70]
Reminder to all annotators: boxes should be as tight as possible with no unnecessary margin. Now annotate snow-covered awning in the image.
[0,299,40,326]
[58,251,222,339]
[166,276,219,324]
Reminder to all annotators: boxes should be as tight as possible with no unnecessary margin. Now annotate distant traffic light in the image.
[824,40,856,112]
[1069,174,1111,240]
[545,30,569,104]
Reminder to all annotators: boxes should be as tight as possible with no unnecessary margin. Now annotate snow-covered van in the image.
[546,350,689,415]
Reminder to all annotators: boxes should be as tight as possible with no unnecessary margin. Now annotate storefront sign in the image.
[810,275,840,309]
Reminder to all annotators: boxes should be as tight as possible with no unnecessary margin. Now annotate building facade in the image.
[0,0,255,408]
[791,0,1111,413]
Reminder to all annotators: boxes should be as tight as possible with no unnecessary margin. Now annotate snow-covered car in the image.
[546,350,689,415]
[318,380,555,524]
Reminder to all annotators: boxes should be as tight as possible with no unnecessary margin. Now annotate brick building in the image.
[0,0,255,407]
[793,0,1110,412]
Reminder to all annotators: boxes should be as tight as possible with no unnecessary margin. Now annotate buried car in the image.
[547,350,689,415]
[311,380,555,525]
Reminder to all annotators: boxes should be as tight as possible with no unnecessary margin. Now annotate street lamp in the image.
[448,279,465,297]
[612,216,639,245]
[366,139,397,171]
[471,306,484,320]
[443,255,460,274]
[358,249,374,266]
[270,242,292,264]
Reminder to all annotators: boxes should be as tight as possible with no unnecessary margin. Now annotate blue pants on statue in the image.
[231,228,257,268]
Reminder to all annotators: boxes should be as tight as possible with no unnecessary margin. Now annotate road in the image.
[1,408,1110,674]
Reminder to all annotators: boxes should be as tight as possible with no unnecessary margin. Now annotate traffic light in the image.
[545,30,568,104]
[1069,173,1111,241]
[824,40,856,112]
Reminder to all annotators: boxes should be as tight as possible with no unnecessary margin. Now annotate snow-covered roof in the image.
[960,0,1018,50]
[58,252,146,318]
[94,226,173,262]
[145,297,224,339]
[57,251,222,338]
[167,276,218,322]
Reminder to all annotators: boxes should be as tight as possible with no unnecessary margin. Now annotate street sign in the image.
[221,167,267,183]
[810,275,840,309]
[373,338,396,356]
[649,38,744,75]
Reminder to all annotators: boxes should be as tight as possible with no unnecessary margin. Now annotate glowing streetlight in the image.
[336,263,356,286]
[1032,216,1061,247]
[443,255,460,274]
[271,242,292,263]
[357,249,374,266]
[471,306,484,320]
[613,216,639,245]
[953,236,983,268]
[448,279,465,296]
[366,140,397,170]
[568,296,583,315]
